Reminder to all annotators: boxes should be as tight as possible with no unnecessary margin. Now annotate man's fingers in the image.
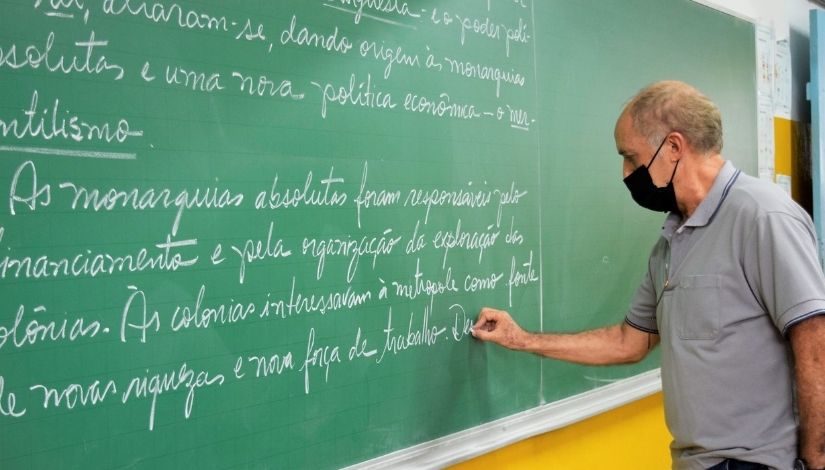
[474,307,511,342]
[475,307,505,325]
[472,319,493,334]
[473,322,498,340]
[473,309,494,329]
[473,318,497,332]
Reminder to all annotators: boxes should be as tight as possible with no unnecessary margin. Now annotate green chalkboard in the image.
[0,1,754,468]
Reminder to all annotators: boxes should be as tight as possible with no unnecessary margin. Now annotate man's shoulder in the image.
[724,171,806,220]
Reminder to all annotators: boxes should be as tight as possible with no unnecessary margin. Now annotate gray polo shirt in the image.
[625,161,825,470]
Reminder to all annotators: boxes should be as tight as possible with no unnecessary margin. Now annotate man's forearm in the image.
[798,382,825,469]
[520,323,656,366]
[791,316,825,468]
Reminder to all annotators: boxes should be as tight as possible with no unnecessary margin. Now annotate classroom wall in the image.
[449,393,671,470]
[452,1,822,469]
[699,0,813,121]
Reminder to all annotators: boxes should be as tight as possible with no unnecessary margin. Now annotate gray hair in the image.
[626,81,723,154]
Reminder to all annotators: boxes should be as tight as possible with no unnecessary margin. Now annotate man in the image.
[473,81,825,470]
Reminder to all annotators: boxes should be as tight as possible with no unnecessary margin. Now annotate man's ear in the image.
[665,131,688,161]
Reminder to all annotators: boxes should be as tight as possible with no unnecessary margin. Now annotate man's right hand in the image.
[472,307,529,350]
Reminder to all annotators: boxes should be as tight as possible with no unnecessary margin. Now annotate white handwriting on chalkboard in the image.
[57,172,243,235]
[0,0,547,445]
[254,168,347,210]
[311,73,396,119]
[454,14,530,57]
[433,219,501,267]
[507,104,534,131]
[245,350,295,378]
[235,18,266,42]
[120,362,225,431]
[0,31,124,79]
[506,216,524,245]
[391,258,458,300]
[494,182,529,225]
[267,276,373,319]
[232,71,304,100]
[280,15,353,55]
[429,8,454,27]
[29,379,117,411]
[348,327,377,360]
[359,39,420,79]
[424,48,444,71]
[463,271,504,292]
[443,56,525,98]
[141,61,156,81]
[102,0,228,33]
[230,221,292,284]
[0,377,26,418]
[0,91,143,147]
[0,219,199,280]
[170,284,257,332]
[34,0,86,16]
[165,65,224,93]
[402,91,480,120]
[450,303,474,341]
[8,160,51,215]
[120,286,160,344]
[299,327,341,394]
[353,161,401,228]
[405,220,427,254]
[0,304,104,350]
[377,299,446,364]
[324,0,420,25]
[404,184,493,224]
[302,230,402,282]
[507,250,539,307]
[0,237,198,280]
[451,305,475,344]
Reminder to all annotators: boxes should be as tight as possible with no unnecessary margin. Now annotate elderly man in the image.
[473,81,825,470]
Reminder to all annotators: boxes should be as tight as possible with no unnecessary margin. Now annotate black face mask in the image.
[623,137,680,213]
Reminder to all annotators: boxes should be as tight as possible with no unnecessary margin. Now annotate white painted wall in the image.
[699,0,824,120]
[697,0,809,38]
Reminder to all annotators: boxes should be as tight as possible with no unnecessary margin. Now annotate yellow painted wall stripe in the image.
[775,117,793,177]
[450,393,671,470]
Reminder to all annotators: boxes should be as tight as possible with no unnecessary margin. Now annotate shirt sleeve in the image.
[744,210,825,334]
[625,242,663,334]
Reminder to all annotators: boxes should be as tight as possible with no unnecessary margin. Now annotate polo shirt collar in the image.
[662,160,740,237]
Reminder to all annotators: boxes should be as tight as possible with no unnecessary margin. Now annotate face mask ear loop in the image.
[668,158,680,183]
[646,137,669,168]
